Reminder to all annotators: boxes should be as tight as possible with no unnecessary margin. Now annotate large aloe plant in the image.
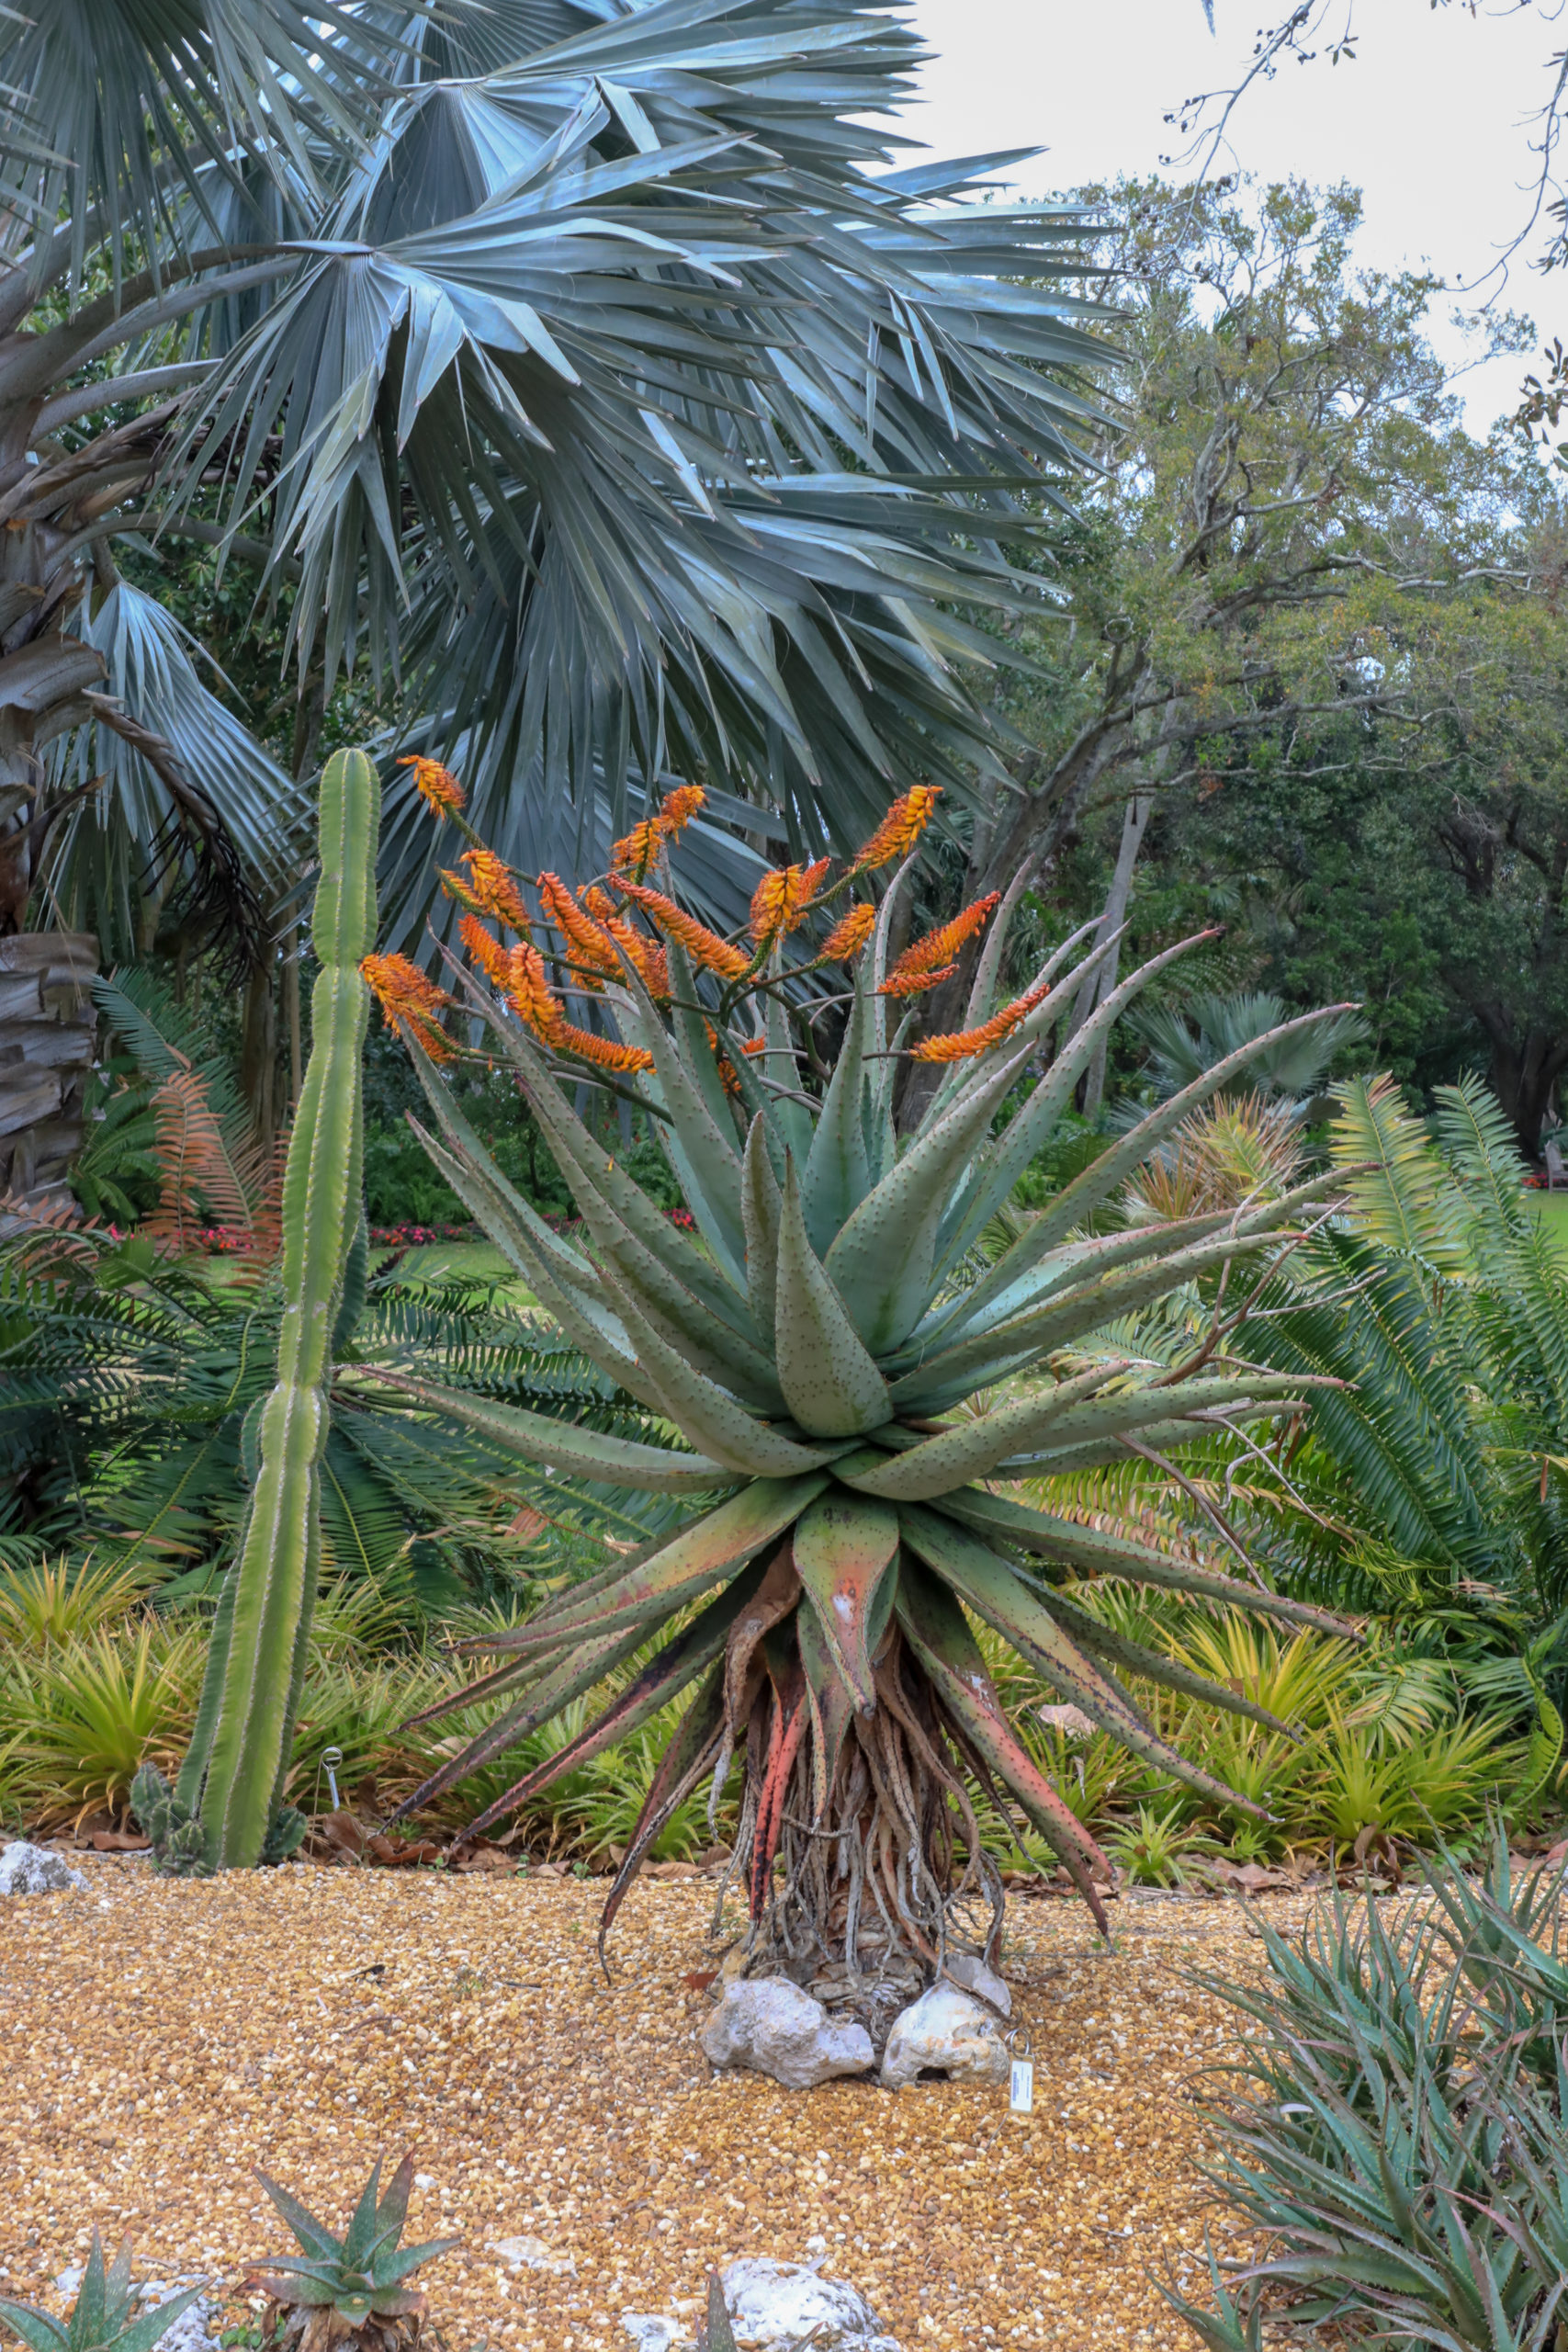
[367,775,1350,1993]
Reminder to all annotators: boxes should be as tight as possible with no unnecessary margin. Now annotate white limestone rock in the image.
[0,1842,87,1894]
[718,2258,900,2350]
[880,1982,1009,2092]
[701,1979,874,2090]
[619,2318,686,2351]
[942,1951,1011,2017]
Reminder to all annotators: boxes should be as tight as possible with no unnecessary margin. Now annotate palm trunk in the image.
[0,929,99,1215]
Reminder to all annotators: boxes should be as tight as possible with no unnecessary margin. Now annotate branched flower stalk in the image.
[367,779,1356,2016]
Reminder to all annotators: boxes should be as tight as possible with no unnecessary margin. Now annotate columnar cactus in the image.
[175,747,379,1869]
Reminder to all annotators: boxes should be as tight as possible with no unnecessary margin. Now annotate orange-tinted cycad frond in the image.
[460,848,531,934]
[819,903,875,962]
[880,892,1000,997]
[398,755,466,821]
[361,954,457,1059]
[847,786,941,875]
[749,858,831,944]
[613,878,752,983]
[908,977,1053,1063]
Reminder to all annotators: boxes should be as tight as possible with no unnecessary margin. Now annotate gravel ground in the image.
[0,1858,1310,2351]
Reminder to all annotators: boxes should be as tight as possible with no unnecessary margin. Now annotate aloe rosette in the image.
[369,778,1350,1987]
[176,746,379,1871]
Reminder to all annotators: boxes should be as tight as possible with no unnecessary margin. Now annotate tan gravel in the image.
[0,1859,1308,2351]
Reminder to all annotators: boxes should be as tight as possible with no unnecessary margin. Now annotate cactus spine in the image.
[177,747,380,1869]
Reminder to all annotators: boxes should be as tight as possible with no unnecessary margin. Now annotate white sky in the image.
[902,0,1568,432]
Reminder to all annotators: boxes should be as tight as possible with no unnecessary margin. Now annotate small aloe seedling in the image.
[0,2233,203,2352]
[247,2154,458,2352]
[694,2272,738,2352]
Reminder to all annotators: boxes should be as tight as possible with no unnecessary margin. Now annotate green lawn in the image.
[1529,1193,1568,1261]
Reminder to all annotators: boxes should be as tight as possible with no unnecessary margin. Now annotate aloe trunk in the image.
[176,747,378,1868]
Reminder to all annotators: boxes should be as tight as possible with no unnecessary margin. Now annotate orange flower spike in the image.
[610,818,663,878]
[457,912,513,993]
[848,785,941,875]
[398,755,466,822]
[820,902,875,963]
[880,892,1002,995]
[613,877,753,983]
[552,1022,656,1075]
[907,977,1053,1063]
[359,954,456,1059]
[878,959,959,1000]
[656,784,706,837]
[460,848,531,935]
[538,873,615,988]
[502,943,567,1046]
[749,858,831,944]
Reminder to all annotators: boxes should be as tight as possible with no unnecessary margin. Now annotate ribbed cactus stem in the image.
[188,747,380,1869]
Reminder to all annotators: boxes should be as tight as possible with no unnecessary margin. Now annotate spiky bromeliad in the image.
[367,777,1350,2002]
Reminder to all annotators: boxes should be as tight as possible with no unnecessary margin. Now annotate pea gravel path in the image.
[0,1858,1309,2351]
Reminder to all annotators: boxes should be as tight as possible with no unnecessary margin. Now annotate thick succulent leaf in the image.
[458,1555,771,1842]
[390,1614,659,1821]
[525,1474,830,1649]
[796,1600,859,1821]
[604,1283,847,1475]
[73,2234,108,2350]
[340,2159,386,2269]
[598,1661,727,1965]
[94,2289,206,2352]
[910,1166,1344,1366]
[887,1229,1288,1412]
[1018,1005,1361,1258]
[396,1641,577,1736]
[615,962,749,1285]
[469,994,753,1336]
[741,1114,782,1347]
[773,1157,893,1438]
[371,2154,414,2258]
[895,1505,1269,1817]
[791,1489,900,1713]
[852,1372,1313,1499]
[1045,1590,1300,1738]
[824,1007,1046,1351]
[932,931,1213,1263]
[367,2240,459,2290]
[663,937,742,1143]
[833,1361,1132,1498]
[252,2278,342,2311]
[258,2171,347,2262]
[725,1542,802,1730]
[916,911,1110,1140]
[552,1170,784,1411]
[408,1116,666,1410]
[896,1555,1111,1901]
[0,2301,68,2352]
[801,978,874,1256]
[932,1487,1354,1637]
[378,1375,737,1494]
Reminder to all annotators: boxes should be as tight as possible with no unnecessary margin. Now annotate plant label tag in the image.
[1009,2057,1034,2114]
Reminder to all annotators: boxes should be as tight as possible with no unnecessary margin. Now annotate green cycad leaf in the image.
[791,1490,899,1713]
[773,1158,892,1438]
[1330,1073,1465,1271]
